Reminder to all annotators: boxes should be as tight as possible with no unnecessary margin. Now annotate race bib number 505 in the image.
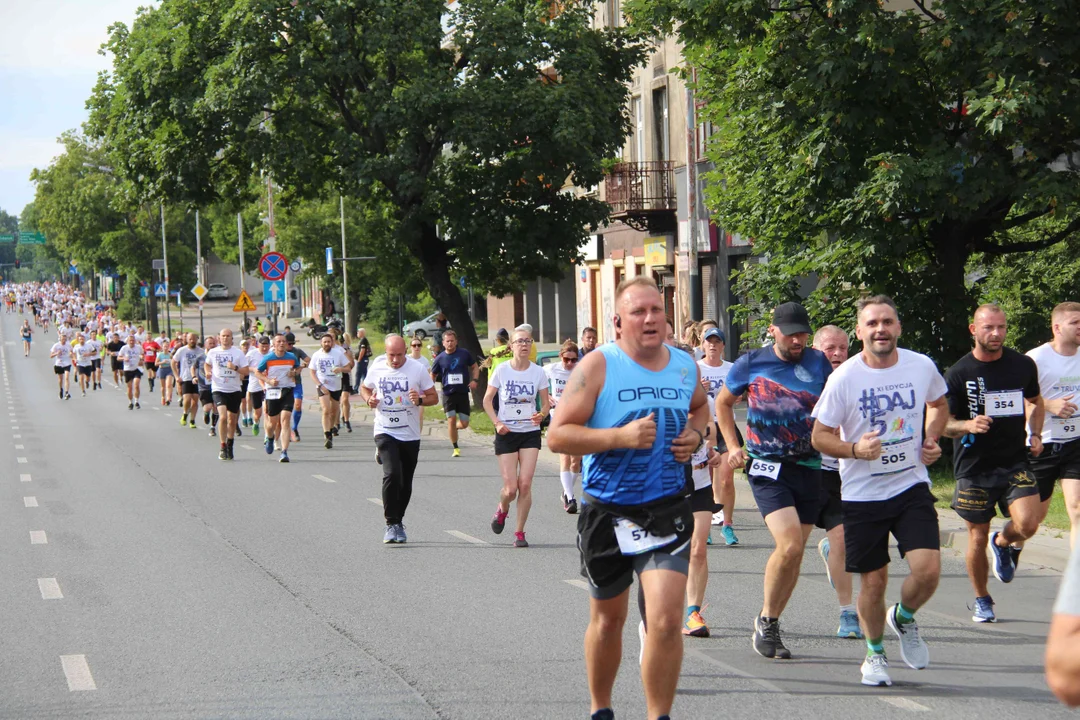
[871,438,916,476]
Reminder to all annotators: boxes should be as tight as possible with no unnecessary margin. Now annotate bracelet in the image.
[851,442,858,460]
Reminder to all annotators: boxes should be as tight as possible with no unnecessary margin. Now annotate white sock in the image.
[560,471,575,498]
[840,604,856,614]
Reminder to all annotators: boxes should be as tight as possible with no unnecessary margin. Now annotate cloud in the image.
[0,136,66,172]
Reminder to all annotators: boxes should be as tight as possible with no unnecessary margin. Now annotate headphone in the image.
[614,314,622,329]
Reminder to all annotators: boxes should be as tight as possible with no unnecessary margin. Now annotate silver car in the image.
[206,283,231,300]
[402,311,449,339]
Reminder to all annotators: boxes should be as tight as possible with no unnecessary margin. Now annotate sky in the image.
[0,1,149,220]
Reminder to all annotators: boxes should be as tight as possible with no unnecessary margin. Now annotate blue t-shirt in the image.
[583,344,699,506]
[725,346,832,466]
[431,349,475,396]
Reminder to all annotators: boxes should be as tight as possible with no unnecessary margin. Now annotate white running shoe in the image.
[861,653,892,686]
[711,510,725,526]
[886,604,929,670]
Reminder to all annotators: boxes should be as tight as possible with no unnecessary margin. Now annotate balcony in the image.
[604,161,676,233]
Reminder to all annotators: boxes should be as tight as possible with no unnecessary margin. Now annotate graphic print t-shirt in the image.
[118,345,142,372]
[1026,343,1080,445]
[724,346,832,465]
[206,346,249,393]
[311,346,350,392]
[490,362,547,433]
[257,352,299,389]
[431,349,475,396]
[545,363,573,415]
[362,358,435,442]
[697,359,733,422]
[51,342,73,367]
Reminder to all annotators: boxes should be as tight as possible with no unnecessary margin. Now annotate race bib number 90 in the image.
[748,458,781,480]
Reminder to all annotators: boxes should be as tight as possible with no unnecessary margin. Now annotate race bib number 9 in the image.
[872,438,916,476]
[985,390,1024,418]
[613,518,677,556]
[1051,416,1080,442]
[505,403,529,419]
[748,458,781,480]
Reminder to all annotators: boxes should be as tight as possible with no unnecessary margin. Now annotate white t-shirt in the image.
[246,348,269,391]
[206,346,249,393]
[51,342,73,367]
[363,359,435,442]
[173,346,202,382]
[697,359,733,422]
[311,346,351,392]
[545,363,573,415]
[812,349,947,502]
[408,353,431,373]
[117,344,142,372]
[74,343,96,366]
[133,331,147,344]
[490,361,548,433]
[1026,343,1080,444]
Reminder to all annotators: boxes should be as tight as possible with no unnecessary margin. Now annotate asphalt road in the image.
[1,310,1073,719]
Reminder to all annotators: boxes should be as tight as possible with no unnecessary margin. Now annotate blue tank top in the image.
[583,343,698,505]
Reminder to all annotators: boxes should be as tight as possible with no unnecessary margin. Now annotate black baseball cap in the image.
[772,302,812,335]
[284,332,296,343]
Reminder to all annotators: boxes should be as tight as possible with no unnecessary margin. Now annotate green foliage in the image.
[117,276,147,321]
[627,0,1080,364]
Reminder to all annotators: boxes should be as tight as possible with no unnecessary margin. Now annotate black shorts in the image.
[241,376,250,394]
[816,469,844,531]
[144,364,156,375]
[746,459,823,525]
[77,365,93,377]
[843,483,940,574]
[248,389,264,409]
[1028,440,1080,502]
[110,357,121,372]
[199,388,214,407]
[690,484,714,513]
[181,381,199,396]
[443,393,471,418]
[577,497,693,600]
[317,386,343,402]
[952,463,1039,524]
[91,358,101,369]
[265,388,295,417]
[494,430,542,455]
[714,423,744,455]
[342,376,353,395]
[54,365,71,375]
[212,390,244,414]
[123,369,142,383]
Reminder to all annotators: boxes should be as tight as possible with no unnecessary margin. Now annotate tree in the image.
[627,0,1080,364]
[87,0,645,363]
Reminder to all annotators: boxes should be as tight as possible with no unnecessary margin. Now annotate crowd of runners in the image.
[8,277,1080,717]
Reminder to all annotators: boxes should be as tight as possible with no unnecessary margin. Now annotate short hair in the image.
[813,324,848,345]
[615,276,659,304]
[560,339,579,356]
[442,329,458,340]
[582,326,597,336]
[857,294,898,319]
[1052,302,1080,323]
[973,303,1005,321]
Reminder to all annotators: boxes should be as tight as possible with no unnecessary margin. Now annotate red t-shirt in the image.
[142,341,160,363]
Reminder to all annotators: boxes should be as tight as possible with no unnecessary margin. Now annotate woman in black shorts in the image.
[340,332,355,432]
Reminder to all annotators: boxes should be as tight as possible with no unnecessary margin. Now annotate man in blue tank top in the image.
[549,276,710,720]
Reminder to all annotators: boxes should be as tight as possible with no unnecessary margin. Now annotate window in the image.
[652,87,669,162]
[630,96,644,162]
[606,0,621,28]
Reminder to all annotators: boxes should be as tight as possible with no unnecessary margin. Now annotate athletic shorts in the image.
[714,423,744,456]
[123,369,142,383]
[77,365,93,377]
[1028,440,1080,502]
[111,357,121,372]
[952,463,1039,524]
[443,392,471,419]
[816,469,844,531]
[181,381,199,396]
[342,376,354,395]
[54,365,71,375]
[145,365,156,375]
[317,386,343,402]
[494,430,542,455]
[21,337,30,345]
[292,383,304,401]
[92,358,101,369]
[157,366,172,378]
[212,390,243,414]
[842,483,940,574]
[248,389,264,410]
[199,388,213,407]
[241,376,249,394]
[690,484,714,513]
[577,498,693,600]
[265,388,295,417]
[746,459,823,525]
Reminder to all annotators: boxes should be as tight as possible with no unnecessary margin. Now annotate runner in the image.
[238,337,252,433]
[106,332,124,386]
[141,332,160,393]
[245,336,270,437]
[811,295,948,687]
[198,335,218,435]
[483,328,550,548]
[156,341,175,406]
[699,327,739,547]
[254,334,300,463]
[546,340,581,513]
[205,329,250,460]
[359,334,438,544]
[20,319,31,357]
[579,326,599,358]
[310,333,352,449]
[431,330,479,458]
[812,324,863,638]
[338,333,356,433]
[354,327,371,391]
[73,332,96,396]
[1027,301,1080,549]
[49,332,74,400]
[283,333,309,443]
[91,327,105,389]
[117,334,144,409]
[547,276,708,720]
[715,301,833,659]
[171,333,204,429]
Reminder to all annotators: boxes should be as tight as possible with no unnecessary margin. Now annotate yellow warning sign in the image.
[233,289,257,312]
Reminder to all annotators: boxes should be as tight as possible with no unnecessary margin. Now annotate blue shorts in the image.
[747,460,823,525]
[292,383,304,400]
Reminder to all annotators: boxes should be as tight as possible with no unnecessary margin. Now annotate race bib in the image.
[1051,416,1080,442]
[613,518,677,556]
[985,390,1024,418]
[872,438,917,476]
[266,388,282,400]
[446,373,464,385]
[504,403,529,419]
[748,458,781,480]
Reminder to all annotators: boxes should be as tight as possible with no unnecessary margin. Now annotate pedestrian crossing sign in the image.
[233,289,257,313]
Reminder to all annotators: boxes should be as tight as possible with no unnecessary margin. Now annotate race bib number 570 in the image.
[613,518,677,556]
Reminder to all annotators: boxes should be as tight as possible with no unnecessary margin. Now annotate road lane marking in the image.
[12,434,20,438]
[15,444,23,449]
[564,579,590,591]
[367,498,383,506]
[38,578,63,599]
[24,497,38,507]
[30,531,47,544]
[17,457,27,463]
[20,474,30,482]
[163,413,172,417]
[312,474,336,483]
[11,426,19,430]
[685,648,785,694]
[240,444,255,451]
[879,698,930,712]
[446,530,489,545]
[60,655,96,691]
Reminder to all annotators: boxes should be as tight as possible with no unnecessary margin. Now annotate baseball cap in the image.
[496,327,509,340]
[702,327,726,343]
[771,302,812,335]
[284,332,296,343]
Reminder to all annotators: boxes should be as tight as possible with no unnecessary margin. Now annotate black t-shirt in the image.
[356,337,371,364]
[106,340,124,355]
[945,348,1041,478]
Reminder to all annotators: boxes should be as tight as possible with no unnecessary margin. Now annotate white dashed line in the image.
[879,697,931,712]
[24,497,38,507]
[20,473,30,482]
[312,474,336,483]
[563,579,590,591]
[446,530,489,545]
[38,578,63,599]
[367,497,383,506]
[30,531,47,545]
[11,426,18,430]
[60,655,96,691]
[12,434,20,438]
[15,444,23,449]
[240,444,255,451]
[17,456,27,463]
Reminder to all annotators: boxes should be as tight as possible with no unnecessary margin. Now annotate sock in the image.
[227,438,234,448]
[453,442,459,449]
[896,602,916,624]
[687,605,701,618]
[220,442,226,450]
[761,616,778,624]
[560,470,575,498]
[204,411,210,424]
[867,635,885,655]
[292,410,302,432]
[325,431,332,439]
[840,604,856,615]
[212,412,219,427]
[182,413,188,423]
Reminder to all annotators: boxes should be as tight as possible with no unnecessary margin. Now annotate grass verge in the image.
[929,463,1071,532]
[423,404,496,435]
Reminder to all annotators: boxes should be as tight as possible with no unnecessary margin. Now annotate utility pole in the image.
[267,173,278,334]
[237,213,248,334]
[161,203,171,335]
[686,73,702,320]
[339,196,349,330]
[195,209,205,339]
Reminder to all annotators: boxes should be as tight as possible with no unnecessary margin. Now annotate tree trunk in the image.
[931,227,974,368]
[347,289,361,338]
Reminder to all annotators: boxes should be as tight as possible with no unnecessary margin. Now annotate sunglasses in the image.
[562,356,578,363]
[411,344,422,348]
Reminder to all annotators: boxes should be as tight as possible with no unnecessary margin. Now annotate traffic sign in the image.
[190,283,208,300]
[17,231,45,244]
[154,283,168,297]
[233,289,257,312]
[289,260,302,273]
[140,286,149,298]
[152,259,166,270]
[263,280,285,303]
[0,234,13,244]
[259,251,288,281]
[325,247,333,275]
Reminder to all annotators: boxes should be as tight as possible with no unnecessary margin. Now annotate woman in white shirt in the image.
[545,339,581,514]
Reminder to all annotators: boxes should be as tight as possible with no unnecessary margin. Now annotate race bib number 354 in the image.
[985,390,1024,418]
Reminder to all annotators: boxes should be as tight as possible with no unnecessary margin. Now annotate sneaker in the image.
[291,430,300,442]
[81,390,86,397]
[861,652,892,687]
[721,525,739,546]
[279,451,290,463]
[752,616,791,659]
[252,424,259,436]
[990,531,1015,583]
[209,427,217,437]
[204,411,211,425]
[236,425,242,437]
[265,437,274,455]
[452,447,461,458]
[383,525,398,544]
[564,495,578,514]
[345,420,352,433]
[711,510,725,526]
[491,508,508,534]
[638,620,646,666]
[683,610,710,638]
[886,604,929,669]
[128,402,134,410]
[819,537,834,589]
[218,448,228,461]
[65,393,71,400]
[707,532,713,545]
[837,609,863,639]
[331,425,339,436]
[970,595,996,623]
[180,414,187,426]
[324,436,333,449]
[59,389,64,399]
[513,531,528,548]
[189,421,197,429]
[134,401,139,409]
[395,524,407,543]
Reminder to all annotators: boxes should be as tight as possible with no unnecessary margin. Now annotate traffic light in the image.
[14,259,20,269]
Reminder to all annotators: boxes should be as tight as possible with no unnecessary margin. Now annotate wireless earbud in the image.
[614,314,622,329]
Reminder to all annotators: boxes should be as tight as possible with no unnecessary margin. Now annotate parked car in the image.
[536,350,560,367]
[402,311,449,339]
[206,283,230,300]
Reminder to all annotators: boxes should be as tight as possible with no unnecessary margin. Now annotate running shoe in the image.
[562,495,578,514]
[970,595,996,623]
[65,393,71,400]
[189,421,197,429]
[82,390,86,397]
[134,401,140,409]
[721,525,739,546]
[394,524,407,543]
[861,652,892,687]
[128,402,134,410]
[886,603,929,669]
[819,536,834,589]
[990,531,1015,583]
[218,448,228,461]
[711,510,725,526]
[513,531,528,548]
[837,609,863,639]
[383,525,397,544]
[491,507,508,534]
[180,414,187,426]
[707,532,713,545]
[452,447,461,458]
[252,424,259,436]
[265,437,274,455]
[59,389,64,400]
[209,427,217,437]
[331,425,339,436]
[324,436,333,449]
[752,616,791,659]
[292,430,300,442]
[279,451,290,463]
[683,610,710,637]
[204,411,211,425]
[236,425,242,437]
[345,420,352,433]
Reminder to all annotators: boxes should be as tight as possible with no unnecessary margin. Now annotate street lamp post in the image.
[160,203,171,335]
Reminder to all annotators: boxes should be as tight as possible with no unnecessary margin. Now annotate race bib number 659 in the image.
[748,458,781,480]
